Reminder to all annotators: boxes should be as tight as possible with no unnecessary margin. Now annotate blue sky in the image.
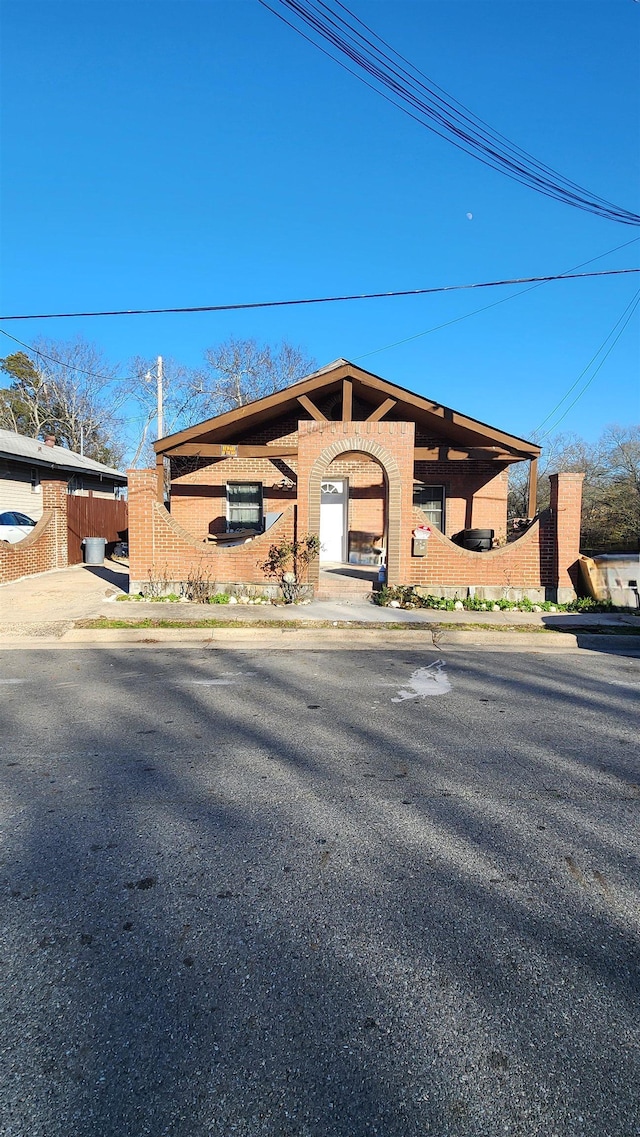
[1,0,638,458]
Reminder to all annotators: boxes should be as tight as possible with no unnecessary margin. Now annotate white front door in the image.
[320,480,347,562]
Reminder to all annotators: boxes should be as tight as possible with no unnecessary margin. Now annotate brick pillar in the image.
[128,468,157,586]
[41,476,69,569]
[549,472,584,602]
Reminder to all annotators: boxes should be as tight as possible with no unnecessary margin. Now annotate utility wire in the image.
[0,268,637,323]
[259,0,640,226]
[355,237,640,360]
[534,288,640,439]
[0,326,144,384]
[2,245,637,385]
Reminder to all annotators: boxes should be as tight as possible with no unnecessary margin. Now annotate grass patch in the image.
[77,617,562,633]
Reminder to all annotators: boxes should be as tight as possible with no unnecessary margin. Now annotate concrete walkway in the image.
[1,559,639,651]
[0,561,131,638]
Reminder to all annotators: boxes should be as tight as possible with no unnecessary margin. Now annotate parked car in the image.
[0,510,37,543]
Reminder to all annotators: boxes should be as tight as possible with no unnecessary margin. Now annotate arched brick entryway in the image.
[307,436,403,587]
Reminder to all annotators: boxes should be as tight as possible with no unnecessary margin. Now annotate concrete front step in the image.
[316,588,376,601]
[317,567,378,601]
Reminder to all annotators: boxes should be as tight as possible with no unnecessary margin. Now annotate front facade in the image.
[128,360,583,602]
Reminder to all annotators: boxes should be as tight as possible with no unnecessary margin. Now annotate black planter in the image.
[460,528,494,551]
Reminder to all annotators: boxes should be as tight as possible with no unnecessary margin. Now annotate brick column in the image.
[41,476,69,569]
[128,468,157,585]
[549,472,584,602]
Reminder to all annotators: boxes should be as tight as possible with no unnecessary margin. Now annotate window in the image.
[67,476,84,495]
[227,482,263,531]
[30,467,41,492]
[413,484,445,530]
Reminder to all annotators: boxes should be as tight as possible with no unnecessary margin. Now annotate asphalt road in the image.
[0,644,639,1137]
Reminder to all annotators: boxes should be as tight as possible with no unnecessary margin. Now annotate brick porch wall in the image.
[128,469,296,592]
[0,477,69,586]
[129,457,583,601]
[406,471,582,601]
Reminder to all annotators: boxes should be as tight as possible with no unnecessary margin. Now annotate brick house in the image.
[128,359,583,602]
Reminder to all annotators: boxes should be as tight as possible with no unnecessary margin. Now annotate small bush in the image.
[141,563,170,600]
[373,587,622,614]
[208,593,230,604]
[182,564,214,603]
[261,535,321,603]
[565,596,616,613]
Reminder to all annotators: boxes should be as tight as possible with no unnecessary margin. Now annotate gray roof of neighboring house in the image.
[0,429,127,483]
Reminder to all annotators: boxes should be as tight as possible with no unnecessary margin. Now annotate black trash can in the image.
[83,537,106,565]
[460,528,494,551]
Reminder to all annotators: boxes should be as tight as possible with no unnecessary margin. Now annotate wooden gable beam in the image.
[366,397,396,423]
[342,378,353,421]
[297,394,327,421]
[527,457,538,517]
[165,444,297,458]
[414,446,520,461]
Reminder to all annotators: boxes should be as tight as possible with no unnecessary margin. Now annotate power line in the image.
[534,288,640,439]
[259,0,640,226]
[0,268,637,323]
[0,326,144,384]
[356,238,640,361]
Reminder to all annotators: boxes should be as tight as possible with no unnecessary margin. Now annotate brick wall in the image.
[0,477,69,586]
[168,428,509,546]
[170,455,297,540]
[406,471,582,601]
[128,468,297,593]
[408,509,553,599]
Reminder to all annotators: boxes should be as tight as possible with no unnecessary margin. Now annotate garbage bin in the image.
[83,536,106,565]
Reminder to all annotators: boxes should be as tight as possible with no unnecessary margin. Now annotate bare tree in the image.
[122,339,315,465]
[509,424,640,551]
[0,340,126,465]
[191,337,316,419]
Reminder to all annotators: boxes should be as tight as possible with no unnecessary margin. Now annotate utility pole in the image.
[157,355,163,440]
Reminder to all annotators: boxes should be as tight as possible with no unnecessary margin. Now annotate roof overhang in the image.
[155,359,541,462]
[0,448,127,483]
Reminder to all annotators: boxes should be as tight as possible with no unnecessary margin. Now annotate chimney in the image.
[44,434,56,447]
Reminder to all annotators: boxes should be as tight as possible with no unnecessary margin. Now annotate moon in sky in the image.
[466,212,473,220]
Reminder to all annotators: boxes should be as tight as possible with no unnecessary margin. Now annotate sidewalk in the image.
[1,559,639,648]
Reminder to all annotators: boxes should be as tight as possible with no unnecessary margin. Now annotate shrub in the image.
[261,535,321,603]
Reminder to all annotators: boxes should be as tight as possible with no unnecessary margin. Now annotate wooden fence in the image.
[67,496,128,565]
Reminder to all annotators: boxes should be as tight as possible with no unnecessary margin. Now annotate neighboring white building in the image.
[0,429,127,519]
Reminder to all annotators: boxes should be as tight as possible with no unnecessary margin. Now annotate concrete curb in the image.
[1,626,639,652]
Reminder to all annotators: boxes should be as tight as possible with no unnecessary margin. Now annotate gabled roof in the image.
[0,429,127,482]
[155,359,540,459]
